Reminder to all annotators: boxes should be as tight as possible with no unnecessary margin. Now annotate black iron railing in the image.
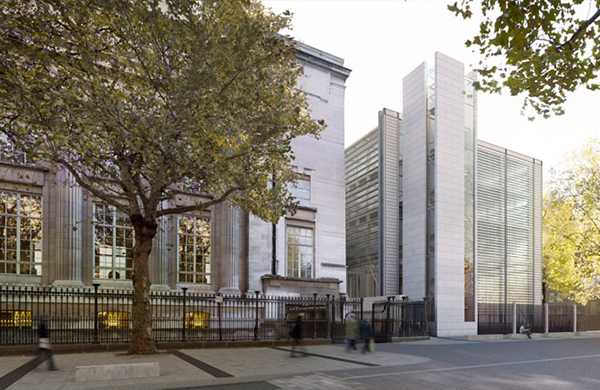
[372,298,428,342]
[478,302,600,335]
[0,284,362,346]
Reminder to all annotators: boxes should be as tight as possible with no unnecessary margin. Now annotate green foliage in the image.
[543,140,600,304]
[0,0,323,224]
[449,0,600,119]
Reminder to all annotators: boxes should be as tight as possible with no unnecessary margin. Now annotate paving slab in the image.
[1,344,429,390]
[180,347,358,377]
[7,351,212,390]
[274,344,429,367]
[269,372,375,390]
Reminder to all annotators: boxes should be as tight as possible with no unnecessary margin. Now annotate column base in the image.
[52,280,85,288]
[150,284,171,291]
[219,287,241,294]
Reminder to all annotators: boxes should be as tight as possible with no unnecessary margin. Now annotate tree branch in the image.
[558,7,600,50]
[156,186,243,217]
[54,155,135,214]
[218,50,280,97]
[113,5,178,121]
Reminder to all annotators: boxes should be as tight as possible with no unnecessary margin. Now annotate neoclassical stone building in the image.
[0,42,350,296]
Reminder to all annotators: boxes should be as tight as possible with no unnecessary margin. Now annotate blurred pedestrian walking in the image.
[38,314,58,370]
[346,314,359,352]
[360,319,373,354]
[290,314,304,357]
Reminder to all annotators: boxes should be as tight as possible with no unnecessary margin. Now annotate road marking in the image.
[342,353,600,380]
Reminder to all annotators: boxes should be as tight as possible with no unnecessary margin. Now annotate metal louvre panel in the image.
[506,156,534,305]
[379,110,401,296]
[476,146,506,305]
[345,129,380,296]
[477,144,539,306]
[533,162,543,305]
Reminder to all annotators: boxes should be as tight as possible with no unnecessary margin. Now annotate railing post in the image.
[544,303,549,334]
[512,302,517,335]
[217,294,223,342]
[326,294,331,340]
[573,304,577,333]
[360,297,364,321]
[313,293,318,339]
[93,284,100,344]
[423,297,428,336]
[181,287,188,342]
[331,296,336,343]
[254,291,260,341]
[386,296,392,342]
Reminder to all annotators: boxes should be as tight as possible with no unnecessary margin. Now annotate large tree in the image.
[449,0,600,118]
[543,140,600,304]
[0,0,323,354]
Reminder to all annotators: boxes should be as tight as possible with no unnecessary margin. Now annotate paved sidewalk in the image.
[1,344,427,390]
[269,373,375,390]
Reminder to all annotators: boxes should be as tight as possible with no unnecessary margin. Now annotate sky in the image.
[263,0,600,178]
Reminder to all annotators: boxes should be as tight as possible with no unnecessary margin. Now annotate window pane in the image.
[178,216,211,284]
[93,203,134,280]
[0,193,43,276]
[6,263,16,274]
[286,226,313,278]
[21,195,42,217]
[0,192,17,215]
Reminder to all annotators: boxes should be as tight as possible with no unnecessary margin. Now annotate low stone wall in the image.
[76,362,159,382]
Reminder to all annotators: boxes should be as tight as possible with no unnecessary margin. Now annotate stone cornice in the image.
[296,42,351,80]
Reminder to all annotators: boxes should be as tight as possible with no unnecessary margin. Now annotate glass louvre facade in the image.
[93,204,134,280]
[477,141,542,306]
[345,129,380,297]
[506,157,535,304]
[178,216,211,284]
[0,192,42,275]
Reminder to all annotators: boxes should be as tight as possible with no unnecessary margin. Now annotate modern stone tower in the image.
[402,52,478,337]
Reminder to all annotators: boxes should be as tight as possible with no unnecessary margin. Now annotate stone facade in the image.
[0,42,350,297]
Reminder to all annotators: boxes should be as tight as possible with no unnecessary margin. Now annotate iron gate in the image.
[372,298,428,342]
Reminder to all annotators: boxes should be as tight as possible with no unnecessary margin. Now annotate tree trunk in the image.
[128,219,158,355]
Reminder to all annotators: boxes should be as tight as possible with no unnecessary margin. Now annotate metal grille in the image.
[372,298,428,342]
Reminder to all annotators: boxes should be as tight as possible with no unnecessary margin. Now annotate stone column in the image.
[213,202,247,293]
[52,169,84,287]
[149,212,172,290]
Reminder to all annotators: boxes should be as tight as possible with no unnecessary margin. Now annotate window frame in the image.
[177,215,211,285]
[290,176,311,207]
[0,191,43,276]
[285,225,314,279]
[93,204,135,281]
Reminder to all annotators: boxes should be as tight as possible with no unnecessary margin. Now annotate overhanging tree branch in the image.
[558,7,600,50]
[156,186,244,217]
